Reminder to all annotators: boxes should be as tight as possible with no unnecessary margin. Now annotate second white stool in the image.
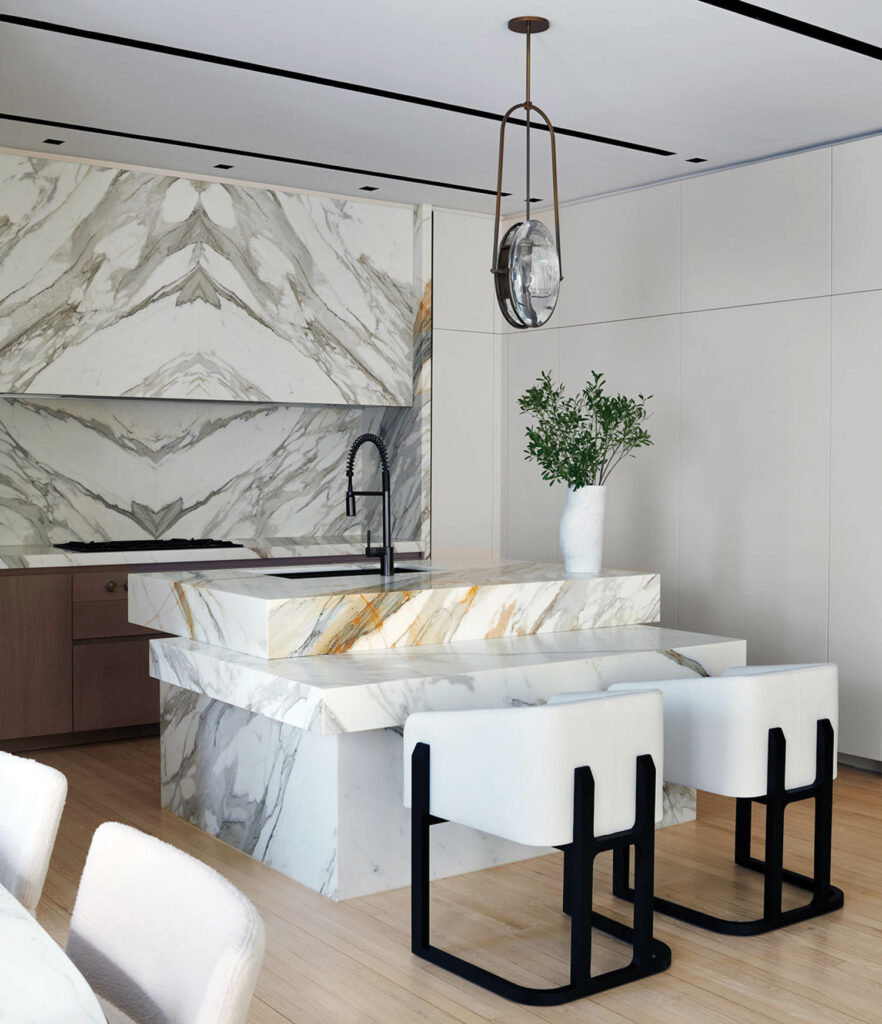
[403,691,671,1005]
[552,663,844,935]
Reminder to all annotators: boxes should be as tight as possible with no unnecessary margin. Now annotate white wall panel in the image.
[679,298,830,666]
[502,328,563,563]
[832,134,882,296]
[432,209,495,333]
[682,149,831,311]
[558,316,680,625]
[431,329,498,558]
[829,291,882,759]
[556,183,681,328]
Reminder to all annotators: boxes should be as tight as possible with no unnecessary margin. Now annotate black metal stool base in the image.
[416,910,671,1006]
[410,744,671,1006]
[611,719,844,936]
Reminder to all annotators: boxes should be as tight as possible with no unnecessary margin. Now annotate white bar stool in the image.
[552,663,844,935]
[403,692,671,1006]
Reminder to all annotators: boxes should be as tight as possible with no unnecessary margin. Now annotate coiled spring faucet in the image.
[345,433,394,577]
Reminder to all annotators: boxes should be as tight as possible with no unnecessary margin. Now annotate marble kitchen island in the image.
[129,560,746,900]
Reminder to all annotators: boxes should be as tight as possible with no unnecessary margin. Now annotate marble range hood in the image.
[0,153,417,406]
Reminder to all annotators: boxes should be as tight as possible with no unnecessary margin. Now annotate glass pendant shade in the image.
[495,219,561,328]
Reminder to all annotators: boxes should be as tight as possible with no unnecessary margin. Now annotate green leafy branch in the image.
[518,370,653,488]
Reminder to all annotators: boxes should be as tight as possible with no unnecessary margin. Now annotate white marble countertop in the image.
[0,884,106,1023]
[131,560,661,658]
[151,625,745,735]
[0,534,425,570]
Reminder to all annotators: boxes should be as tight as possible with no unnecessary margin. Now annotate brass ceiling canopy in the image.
[491,15,563,329]
[507,15,550,33]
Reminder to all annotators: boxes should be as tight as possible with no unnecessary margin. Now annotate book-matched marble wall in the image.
[0,397,360,543]
[0,152,431,548]
[0,154,414,405]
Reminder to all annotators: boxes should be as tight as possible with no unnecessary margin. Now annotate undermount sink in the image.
[267,565,429,581]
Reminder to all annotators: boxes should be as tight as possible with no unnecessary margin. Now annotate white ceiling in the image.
[2,0,882,213]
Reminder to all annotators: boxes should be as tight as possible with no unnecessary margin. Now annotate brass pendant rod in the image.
[491,100,526,273]
[525,23,531,224]
[528,103,563,279]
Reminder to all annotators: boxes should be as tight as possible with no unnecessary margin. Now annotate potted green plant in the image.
[518,371,653,572]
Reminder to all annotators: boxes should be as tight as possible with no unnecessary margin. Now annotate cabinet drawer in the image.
[73,639,159,732]
[73,571,131,603]
[73,601,156,640]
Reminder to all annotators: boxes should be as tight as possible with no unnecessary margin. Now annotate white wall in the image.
[430,209,502,558]
[494,137,882,761]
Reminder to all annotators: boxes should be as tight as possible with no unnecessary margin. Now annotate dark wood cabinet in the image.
[73,639,159,731]
[0,574,73,740]
[72,600,155,640]
[1,566,160,747]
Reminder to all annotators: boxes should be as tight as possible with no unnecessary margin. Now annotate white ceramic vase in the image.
[559,485,606,573]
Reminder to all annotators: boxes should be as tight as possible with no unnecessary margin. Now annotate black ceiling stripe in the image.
[0,13,675,157]
[0,112,510,197]
[696,0,882,62]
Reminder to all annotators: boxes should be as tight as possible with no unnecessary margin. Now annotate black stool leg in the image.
[735,797,752,867]
[569,767,594,986]
[763,728,786,925]
[613,845,630,899]
[411,742,431,955]
[813,719,835,903]
[631,754,657,966]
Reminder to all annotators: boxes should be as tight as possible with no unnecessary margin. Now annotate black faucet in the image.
[345,433,395,577]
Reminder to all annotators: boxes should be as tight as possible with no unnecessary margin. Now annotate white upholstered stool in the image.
[67,822,265,1024]
[0,751,67,913]
[403,692,671,1005]
[553,663,843,935]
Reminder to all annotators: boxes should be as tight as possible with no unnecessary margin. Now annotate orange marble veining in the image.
[172,581,195,638]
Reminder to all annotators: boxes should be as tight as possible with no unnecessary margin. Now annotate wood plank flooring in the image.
[30,737,882,1023]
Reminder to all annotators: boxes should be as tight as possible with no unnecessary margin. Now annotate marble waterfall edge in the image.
[160,681,703,901]
[152,626,747,898]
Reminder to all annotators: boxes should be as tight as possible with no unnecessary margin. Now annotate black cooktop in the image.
[54,538,245,553]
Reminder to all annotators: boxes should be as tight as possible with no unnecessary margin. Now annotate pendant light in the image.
[492,15,563,329]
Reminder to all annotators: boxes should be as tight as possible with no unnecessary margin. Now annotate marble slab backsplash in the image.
[0,198,432,547]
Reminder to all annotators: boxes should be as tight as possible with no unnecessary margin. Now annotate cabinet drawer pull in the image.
[105,580,118,593]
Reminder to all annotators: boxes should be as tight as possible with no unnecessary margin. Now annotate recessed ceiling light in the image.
[214,163,234,170]
[43,138,64,145]
[686,157,707,163]
[359,185,379,191]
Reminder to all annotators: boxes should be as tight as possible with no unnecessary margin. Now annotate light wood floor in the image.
[30,737,882,1024]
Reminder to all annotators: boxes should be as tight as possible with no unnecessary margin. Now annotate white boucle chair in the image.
[551,663,843,935]
[66,823,265,1024]
[403,692,671,1006]
[0,750,67,913]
